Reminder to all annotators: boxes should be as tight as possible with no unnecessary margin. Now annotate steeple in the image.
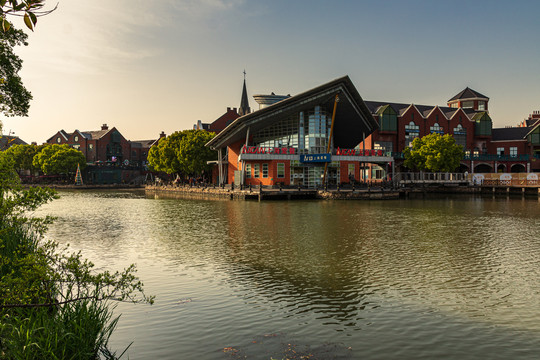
[238,70,251,116]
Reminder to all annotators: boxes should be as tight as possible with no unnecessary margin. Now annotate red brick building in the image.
[46,125,164,184]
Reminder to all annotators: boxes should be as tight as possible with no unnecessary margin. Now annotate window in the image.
[245,163,251,178]
[57,137,61,143]
[430,123,444,134]
[348,164,355,178]
[405,121,420,147]
[74,136,79,142]
[510,147,518,157]
[88,144,93,150]
[497,147,505,156]
[262,163,268,178]
[374,141,393,154]
[453,124,467,148]
[277,163,285,178]
[478,101,485,111]
[462,101,474,109]
[73,144,80,150]
[253,163,260,178]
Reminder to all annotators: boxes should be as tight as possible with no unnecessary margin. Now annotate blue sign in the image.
[300,153,332,163]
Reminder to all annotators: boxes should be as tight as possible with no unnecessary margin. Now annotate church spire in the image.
[239,70,251,116]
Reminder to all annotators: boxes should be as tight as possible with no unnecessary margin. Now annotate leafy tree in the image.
[33,144,86,175]
[3,143,43,173]
[403,133,464,172]
[1,0,56,32]
[148,130,216,178]
[0,26,32,117]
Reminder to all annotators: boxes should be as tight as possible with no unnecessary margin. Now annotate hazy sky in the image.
[2,0,540,144]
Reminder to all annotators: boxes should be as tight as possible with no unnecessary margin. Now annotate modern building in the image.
[206,76,540,187]
[207,76,382,187]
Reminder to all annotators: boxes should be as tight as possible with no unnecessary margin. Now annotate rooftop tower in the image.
[238,70,251,116]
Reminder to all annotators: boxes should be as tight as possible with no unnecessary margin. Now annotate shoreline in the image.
[144,184,540,200]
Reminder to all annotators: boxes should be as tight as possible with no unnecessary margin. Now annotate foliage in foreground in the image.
[0,155,153,359]
[403,133,464,172]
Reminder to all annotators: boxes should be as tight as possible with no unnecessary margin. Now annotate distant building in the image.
[45,124,163,184]
[0,135,27,150]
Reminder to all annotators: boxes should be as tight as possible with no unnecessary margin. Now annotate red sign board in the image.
[241,146,296,155]
[336,147,383,156]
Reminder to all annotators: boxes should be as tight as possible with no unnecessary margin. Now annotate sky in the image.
[2,0,540,144]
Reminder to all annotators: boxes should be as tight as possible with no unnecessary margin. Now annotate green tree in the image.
[403,133,464,172]
[3,143,43,173]
[0,26,32,117]
[1,0,55,32]
[33,144,86,175]
[148,130,216,178]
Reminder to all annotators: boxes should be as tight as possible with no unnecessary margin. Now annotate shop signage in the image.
[300,153,332,163]
[241,145,296,155]
[336,147,384,156]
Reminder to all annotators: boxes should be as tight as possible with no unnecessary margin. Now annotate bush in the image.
[0,155,153,359]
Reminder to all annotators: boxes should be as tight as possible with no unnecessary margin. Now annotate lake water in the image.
[37,190,540,359]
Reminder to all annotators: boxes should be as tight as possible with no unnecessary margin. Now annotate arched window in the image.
[430,123,444,134]
[405,121,420,147]
[453,124,467,148]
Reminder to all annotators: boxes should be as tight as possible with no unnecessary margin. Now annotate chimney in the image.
[227,107,231,111]
[101,124,108,130]
[159,131,166,138]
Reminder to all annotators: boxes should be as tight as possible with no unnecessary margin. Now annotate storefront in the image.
[207,76,394,188]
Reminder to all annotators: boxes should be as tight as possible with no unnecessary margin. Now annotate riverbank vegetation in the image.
[0,148,153,358]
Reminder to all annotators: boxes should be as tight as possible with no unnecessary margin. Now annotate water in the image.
[36,190,540,359]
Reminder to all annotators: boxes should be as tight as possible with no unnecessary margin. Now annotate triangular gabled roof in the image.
[207,76,379,149]
[46,130,69,143]
[448,87,489,102]
[524,120,540,138]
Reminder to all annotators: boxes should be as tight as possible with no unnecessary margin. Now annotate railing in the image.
[463,154,530,161]
[395,172,467,183]
[392,153,531,161]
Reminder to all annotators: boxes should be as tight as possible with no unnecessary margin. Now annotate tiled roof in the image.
[448,87,488,101]
[0,136,27,149]
[491,127,530,141]
[132,139,157,148]
[81,130,109,140]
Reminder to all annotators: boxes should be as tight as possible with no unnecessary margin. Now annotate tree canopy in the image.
[0,26,31,117]
[2,143,43,172]
[147,130,216,178]
[403,133,464,172]
[32,144,86,175]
